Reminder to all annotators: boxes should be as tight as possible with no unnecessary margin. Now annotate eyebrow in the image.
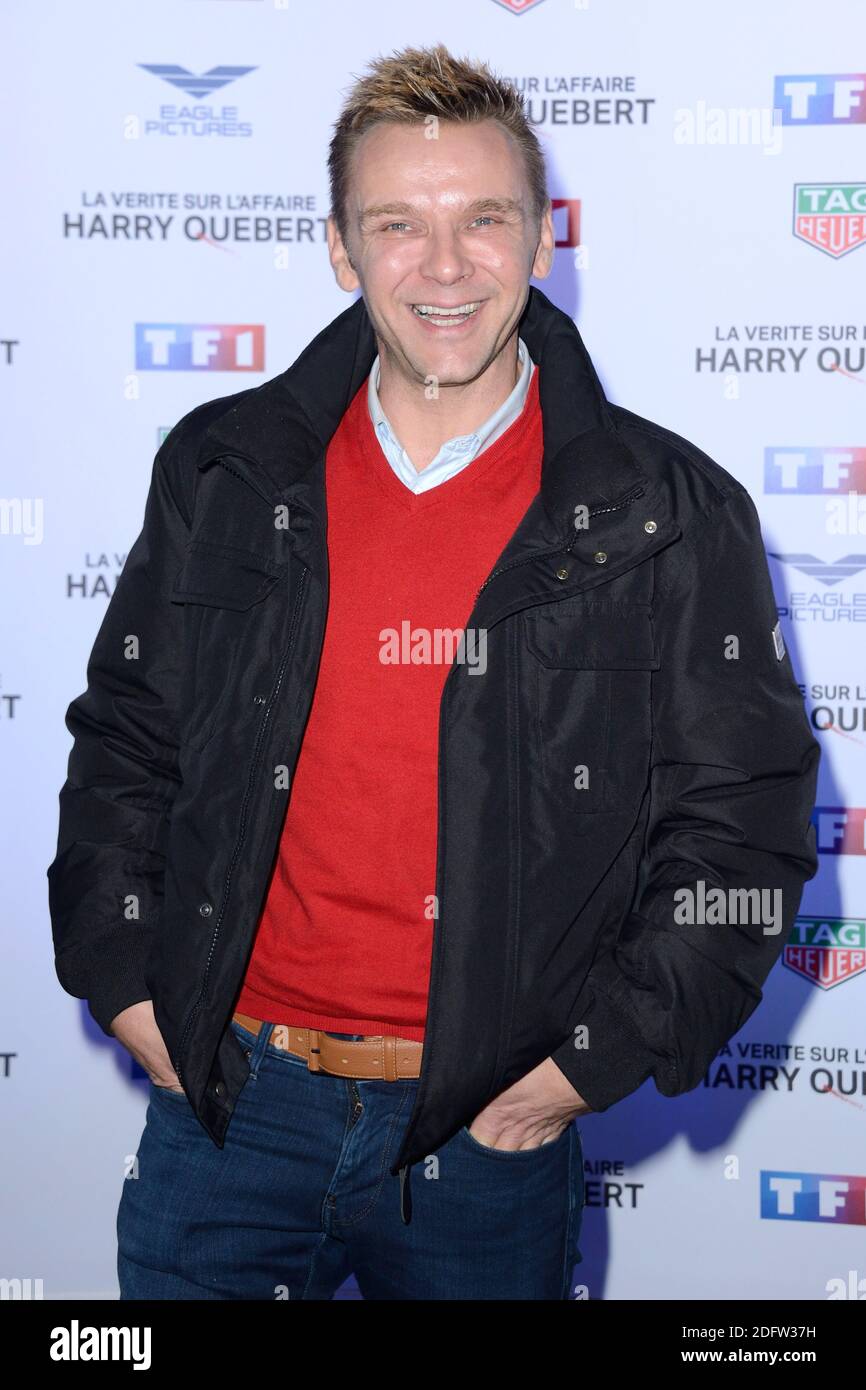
[358,196,525,229]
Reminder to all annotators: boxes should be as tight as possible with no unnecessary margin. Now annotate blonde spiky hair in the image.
[327,42,549,247]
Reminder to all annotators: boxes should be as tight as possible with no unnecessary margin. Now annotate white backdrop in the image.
[2,0,864,1301]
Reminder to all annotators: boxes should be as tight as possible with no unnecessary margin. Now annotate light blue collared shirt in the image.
[367,337,535,495]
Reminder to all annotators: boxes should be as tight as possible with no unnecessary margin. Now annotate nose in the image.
[417,222,474,287]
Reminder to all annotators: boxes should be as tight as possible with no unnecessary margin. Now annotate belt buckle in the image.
[307,1028,322,1073]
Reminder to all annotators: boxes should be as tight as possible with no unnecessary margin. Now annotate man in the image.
[47,44,819,1300]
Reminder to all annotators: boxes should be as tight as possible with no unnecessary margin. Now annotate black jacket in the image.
[47,285,819,1210]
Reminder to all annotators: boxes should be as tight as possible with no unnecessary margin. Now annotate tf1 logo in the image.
[762,1171,866,1224]
[774,74,866,124]
[812,808,866,856]
[135,323,265,370]
[764,447,866,495]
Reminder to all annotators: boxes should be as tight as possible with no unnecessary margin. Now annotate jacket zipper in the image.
[198,451,281,508]
[173,564,310,1084]
[474,485,646,599]
[396,628,454,1193]
[395,481,647,1174]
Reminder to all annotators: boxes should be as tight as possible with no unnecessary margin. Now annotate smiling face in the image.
[327,118,554,390]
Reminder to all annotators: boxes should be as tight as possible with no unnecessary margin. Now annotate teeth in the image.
[413,302,479,319]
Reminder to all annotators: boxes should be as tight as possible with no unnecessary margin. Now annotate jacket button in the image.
[555,566,569,580]
[214,1081,226,1099]
[198,902,213,917]
[253,695,266,705]
[644,520,657,534]
[594,551,608,564]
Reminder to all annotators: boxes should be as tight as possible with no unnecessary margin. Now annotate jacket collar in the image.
[196,284,651,537]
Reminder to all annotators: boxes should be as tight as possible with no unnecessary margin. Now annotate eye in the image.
[383,221,411,232]
[470,216,497,227]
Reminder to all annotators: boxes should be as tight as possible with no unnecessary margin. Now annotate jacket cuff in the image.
[550,984,656,1112]
[56,925,156,1037]
[87,970,153,1037]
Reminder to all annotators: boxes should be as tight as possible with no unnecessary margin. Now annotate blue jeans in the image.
[117,1019,586,1300]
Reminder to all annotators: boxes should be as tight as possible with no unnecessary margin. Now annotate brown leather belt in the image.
[232,1011,423,1081]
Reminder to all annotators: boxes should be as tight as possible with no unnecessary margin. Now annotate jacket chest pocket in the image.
[170,541,285,752]
[522,600,659,814]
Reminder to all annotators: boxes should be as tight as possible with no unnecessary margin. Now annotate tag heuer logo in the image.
[793,184,866,259]
[784,916,866,989]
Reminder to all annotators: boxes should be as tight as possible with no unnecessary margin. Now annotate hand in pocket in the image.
[110,999,184,1091]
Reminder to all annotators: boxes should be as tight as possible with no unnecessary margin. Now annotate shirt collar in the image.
[367,337,535,495]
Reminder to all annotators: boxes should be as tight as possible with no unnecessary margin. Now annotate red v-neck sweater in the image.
[235,367,543,1039]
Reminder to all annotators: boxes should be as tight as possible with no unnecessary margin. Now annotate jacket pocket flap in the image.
[524,602,660,670]
[171,543,282,611]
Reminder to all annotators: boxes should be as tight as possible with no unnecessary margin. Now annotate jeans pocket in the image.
[459,1118,573,1159]
[149,1080,189,1102]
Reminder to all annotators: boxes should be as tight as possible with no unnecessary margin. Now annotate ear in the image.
[531,202,555,281]
[327,214,361,292]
